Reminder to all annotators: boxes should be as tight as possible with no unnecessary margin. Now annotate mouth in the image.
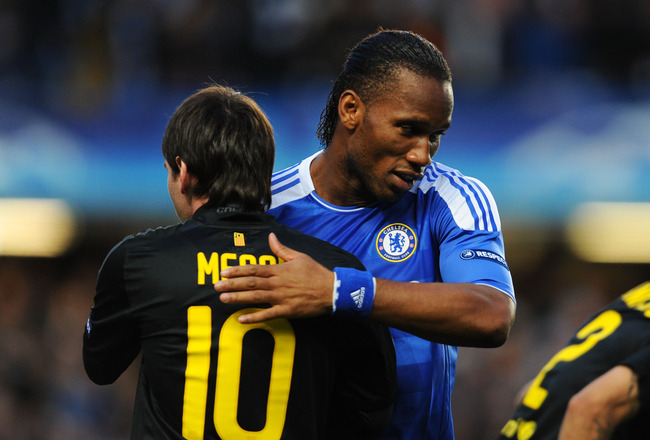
[394,170,423,183]
[392,171,422,189]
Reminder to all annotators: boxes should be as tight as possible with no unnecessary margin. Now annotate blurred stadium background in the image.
[0,1,648,438]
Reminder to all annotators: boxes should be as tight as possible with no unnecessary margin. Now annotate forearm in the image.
[215,235,515,343]
[370,279,515,346]
[558,365,639,440]
[558,411,612,440]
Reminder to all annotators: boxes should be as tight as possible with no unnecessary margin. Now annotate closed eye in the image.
[399,124,416,135]
[429,131,446,143]
[399,121,447,139]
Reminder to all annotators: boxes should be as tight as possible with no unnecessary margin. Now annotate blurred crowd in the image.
[0,249,136,440]
[1,1,649,439]
[1,0,649,119]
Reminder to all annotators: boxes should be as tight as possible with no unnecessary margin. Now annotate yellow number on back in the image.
[183,306,212,439]
[215,309,295,439]
[522,310,622,410]
[183,307,296,440]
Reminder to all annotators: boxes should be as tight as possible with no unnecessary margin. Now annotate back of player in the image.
[497,282,650,440]
[83,208,396,439]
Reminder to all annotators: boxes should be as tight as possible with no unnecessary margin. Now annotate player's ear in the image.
[176,157,194,195]
[338,90,364,130]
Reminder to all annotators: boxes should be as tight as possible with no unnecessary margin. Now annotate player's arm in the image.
[558,365,640,440]
[217,233,515,346]
[372,277,514,346]
[83,244,141,385]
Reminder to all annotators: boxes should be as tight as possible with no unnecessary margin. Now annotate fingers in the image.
[217,233,300,279]
[213,233,331,324]
[268,232,305,263]
[217,290,312,324]
[214,276,268,296]
[216,290,289,323]
[215,277,281,307]
[218,290,267,305]
[219,262,273,279]
[236,306,284,324]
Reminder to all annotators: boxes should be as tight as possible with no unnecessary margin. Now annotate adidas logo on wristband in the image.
[332,267,375,318]
[350,288,365,309]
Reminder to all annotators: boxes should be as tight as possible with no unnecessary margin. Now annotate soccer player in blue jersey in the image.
[215,29,516,439]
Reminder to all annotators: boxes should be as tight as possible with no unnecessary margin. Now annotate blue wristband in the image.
[332,267,375,318]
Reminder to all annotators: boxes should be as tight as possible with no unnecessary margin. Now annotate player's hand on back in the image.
[215,233,335,323]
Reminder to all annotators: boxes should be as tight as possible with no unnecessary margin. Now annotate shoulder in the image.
[415,161,502,231]
[271,151,320,209]
[272,223,365,271]
[100,223,182,268]
[119,223,182,250]
[416,161,495,203]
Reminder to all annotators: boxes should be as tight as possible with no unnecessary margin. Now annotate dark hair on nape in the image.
[317,28,452,148]
[162,84,275,211]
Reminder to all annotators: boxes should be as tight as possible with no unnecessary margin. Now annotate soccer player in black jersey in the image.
[498,282,650,440]
[82,84,397,440]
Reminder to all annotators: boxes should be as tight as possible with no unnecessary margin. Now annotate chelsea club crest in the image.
[376,223,417,262]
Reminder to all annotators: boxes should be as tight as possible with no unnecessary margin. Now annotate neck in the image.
[189,196,210,216]
[310,148,373,207]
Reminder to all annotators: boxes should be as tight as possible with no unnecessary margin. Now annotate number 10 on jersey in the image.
[183,306,296,440]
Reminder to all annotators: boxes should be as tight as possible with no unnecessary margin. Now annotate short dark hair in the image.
[162,84,274,211]
[317,29,452,147]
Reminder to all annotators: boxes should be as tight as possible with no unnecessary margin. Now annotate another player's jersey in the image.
[498,282,650,440]
[270,152,515,440]
[83,207,396,440]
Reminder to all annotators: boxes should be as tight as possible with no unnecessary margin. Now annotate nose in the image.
[406,137,432,168]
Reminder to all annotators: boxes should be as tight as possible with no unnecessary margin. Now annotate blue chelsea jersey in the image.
[270,151,515,440]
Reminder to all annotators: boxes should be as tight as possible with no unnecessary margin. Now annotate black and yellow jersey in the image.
[83,206,397,440]
[498,282,650,440]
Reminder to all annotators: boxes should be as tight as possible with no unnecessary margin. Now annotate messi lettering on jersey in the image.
[197,252,279,284]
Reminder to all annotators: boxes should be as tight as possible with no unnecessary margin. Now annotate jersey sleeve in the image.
[83,240,141,385]
[433,173,515,301]
[438,228,514,299]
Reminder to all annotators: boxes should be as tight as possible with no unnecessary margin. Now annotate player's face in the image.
[165,160,192,221]
[346,70,453,204]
